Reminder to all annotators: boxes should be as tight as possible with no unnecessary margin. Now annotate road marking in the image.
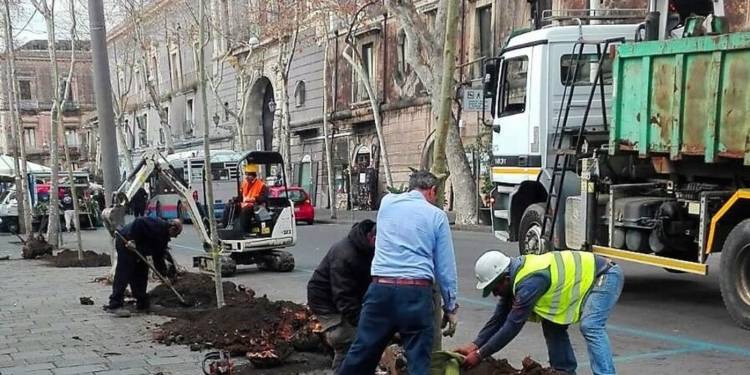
[171,242,750,359]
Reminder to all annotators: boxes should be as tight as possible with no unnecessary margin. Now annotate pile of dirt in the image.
[465,357,566,375]
[232,352,332,375]
[21,235,53,259]
[43,249,112,268]
[150,273,327,369]
[148,272,255,308]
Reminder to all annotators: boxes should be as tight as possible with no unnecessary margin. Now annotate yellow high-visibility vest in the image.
[512,251,597,325]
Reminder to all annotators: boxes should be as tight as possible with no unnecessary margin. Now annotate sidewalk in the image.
[0,235,201,374]
[313,208,492,233]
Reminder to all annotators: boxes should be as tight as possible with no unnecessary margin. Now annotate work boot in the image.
[103,304,132,318]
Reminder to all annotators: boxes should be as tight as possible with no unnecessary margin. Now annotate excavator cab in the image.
[217,151,295,242]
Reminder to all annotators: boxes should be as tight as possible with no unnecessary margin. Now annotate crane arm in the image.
[101,148,213,250]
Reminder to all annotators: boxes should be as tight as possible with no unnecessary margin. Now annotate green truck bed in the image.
[610,32,750,164]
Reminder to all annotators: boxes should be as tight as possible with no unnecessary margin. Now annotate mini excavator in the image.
[101,148,298,276]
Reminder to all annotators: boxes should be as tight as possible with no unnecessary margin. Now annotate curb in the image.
[314,219,492,233]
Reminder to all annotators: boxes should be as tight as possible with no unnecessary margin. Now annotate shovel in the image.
[113,231,190,307]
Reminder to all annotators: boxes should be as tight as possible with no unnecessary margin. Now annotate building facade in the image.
[0,39,95,168]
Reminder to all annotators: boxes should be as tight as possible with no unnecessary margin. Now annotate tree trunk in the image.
[342,45,393,188]
[62,0,84,259]
[322,24,336,219]
[35,2,62,248]
[198,0,225,308]
[2,6,28,236]
[278,28,299,182]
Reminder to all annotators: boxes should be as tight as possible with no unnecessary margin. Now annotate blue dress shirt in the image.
[370,190,459,311]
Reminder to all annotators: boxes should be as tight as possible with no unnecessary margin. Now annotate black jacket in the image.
[307,219,376,327]
[117,217,171,275]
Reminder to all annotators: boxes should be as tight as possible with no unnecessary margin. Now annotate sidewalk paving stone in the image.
[0,240,202,375]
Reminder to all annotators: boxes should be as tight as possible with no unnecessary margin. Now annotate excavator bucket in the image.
[101,205,127,238]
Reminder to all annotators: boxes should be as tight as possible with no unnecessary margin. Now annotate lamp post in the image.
[268,100,276,114]
[212,113,220,127]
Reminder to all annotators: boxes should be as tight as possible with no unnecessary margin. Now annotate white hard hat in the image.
[474,250,512,295]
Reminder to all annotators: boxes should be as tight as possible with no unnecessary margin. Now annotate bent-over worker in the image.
[455,250,624,375]
[104,217,183,316]
[337,170,459,375]
[306,219,377,374]
[220,164,269,230]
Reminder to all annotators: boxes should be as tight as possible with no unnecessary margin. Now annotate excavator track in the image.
[256,250,295,272]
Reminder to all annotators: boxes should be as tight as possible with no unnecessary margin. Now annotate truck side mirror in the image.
[483,62,498,99]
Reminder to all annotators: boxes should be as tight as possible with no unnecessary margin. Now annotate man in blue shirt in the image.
[454,250,624,375]
[337,170,459,375]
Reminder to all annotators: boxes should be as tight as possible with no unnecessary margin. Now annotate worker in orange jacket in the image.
[220,164,269,230]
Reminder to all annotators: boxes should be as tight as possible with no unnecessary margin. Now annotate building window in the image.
[159,128,166,145]
[19,80,32,100]
[170,51,181,88]
[59,78,74,101]
[64,129,79,147]
[476,5,492,76]
[498,56,529,116]
[294,81,306,107]
[24,128,36,149]
[353,42,374,102]
[396,29,409,75]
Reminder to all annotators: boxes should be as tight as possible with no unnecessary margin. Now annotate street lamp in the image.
[212,113,220,127]
[268,100,276,113]
[248,36,260,48]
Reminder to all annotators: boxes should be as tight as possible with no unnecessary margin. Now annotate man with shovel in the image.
[104,217,183,317]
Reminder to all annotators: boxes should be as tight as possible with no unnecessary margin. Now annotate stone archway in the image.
[246,76,275,151]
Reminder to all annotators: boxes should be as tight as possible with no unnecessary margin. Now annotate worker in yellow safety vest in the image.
[454,250,624,375]
[220,163,269,230]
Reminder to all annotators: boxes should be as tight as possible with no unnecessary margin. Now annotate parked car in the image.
[269,186,315,225]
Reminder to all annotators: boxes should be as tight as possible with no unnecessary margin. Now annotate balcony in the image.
[18,99,39,111]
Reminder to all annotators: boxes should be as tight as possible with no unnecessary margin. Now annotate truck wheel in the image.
[518,203,550,255]
[4,219,19,234]
[719,218,750,330]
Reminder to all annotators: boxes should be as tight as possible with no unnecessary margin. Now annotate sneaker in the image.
[103,304,132,317]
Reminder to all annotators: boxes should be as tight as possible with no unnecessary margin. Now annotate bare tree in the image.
[340,1,393,187]
[110,38,137,173]
[319,12,336,219]
[29,0,65,248]
[115,0,176,154]
[2,0,33,236]
[59,0,84,259]
[384,0,479,225]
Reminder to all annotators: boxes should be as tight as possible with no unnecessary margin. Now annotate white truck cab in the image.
[484,24,638,245]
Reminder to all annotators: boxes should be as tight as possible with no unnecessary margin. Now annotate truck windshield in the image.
[560,53,613,86]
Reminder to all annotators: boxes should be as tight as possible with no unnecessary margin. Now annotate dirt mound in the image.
[148,272,254,308]
[150,273,326,370]
[43,249,112,268]
[465,357,565,375]
[22,236,53,259]
[233,352,332,375]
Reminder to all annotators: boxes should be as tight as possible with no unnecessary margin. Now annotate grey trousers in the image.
[324,319,358,374]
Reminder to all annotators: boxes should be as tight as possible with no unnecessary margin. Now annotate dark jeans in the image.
[108,244,150,310]
[338,283,434,375]
[324,319,358,374]
[543,265,625,375]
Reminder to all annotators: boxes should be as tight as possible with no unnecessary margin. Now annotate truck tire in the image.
[518,203,550,255]
[719,218,750,330]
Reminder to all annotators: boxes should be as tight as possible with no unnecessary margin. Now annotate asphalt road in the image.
[64,222,750,374]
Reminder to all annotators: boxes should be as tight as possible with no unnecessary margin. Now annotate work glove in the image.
[441,310,458,337]
[125,241,136,250]
[453,343,478,356]
[463,351,482,369]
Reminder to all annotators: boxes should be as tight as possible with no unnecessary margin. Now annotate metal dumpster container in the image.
[609,32,750,164]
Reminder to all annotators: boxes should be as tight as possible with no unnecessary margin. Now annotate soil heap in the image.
[21,235,53,259]
[150,273,327,369]
[44,249,111,268]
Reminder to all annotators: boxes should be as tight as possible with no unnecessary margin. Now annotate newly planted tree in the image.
[2,0,33,236]
[30,0,65,248]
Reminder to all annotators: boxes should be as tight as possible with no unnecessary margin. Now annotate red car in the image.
[269,186,315,225]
